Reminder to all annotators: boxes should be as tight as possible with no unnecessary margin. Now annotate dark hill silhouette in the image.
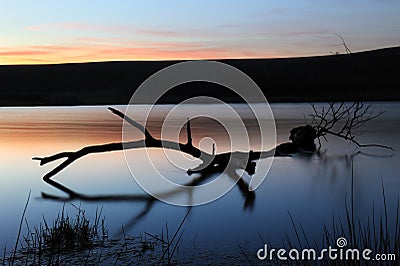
[0,46,399,106]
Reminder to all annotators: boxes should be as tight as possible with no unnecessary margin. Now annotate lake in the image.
[0,103,399,263]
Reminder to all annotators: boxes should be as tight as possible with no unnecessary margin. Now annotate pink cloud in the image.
[0,49,52,56]
[137,29,180,37]
[0,40,277,64]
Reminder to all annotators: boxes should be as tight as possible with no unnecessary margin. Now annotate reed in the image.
[1,203,190,265]
[280,165,400,265]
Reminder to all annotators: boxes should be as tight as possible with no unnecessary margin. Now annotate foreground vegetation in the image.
[269,168,400,266]
[2,181,398,265]
[0,202,188,265]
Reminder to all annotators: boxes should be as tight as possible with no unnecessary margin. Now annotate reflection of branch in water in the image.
[315,149,394,164]
[300,149,395,183]
[39,166,254,234]
[39,165,250,204]
[226,168,255,210]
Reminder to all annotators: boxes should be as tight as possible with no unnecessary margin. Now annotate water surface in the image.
[0,103,399,260]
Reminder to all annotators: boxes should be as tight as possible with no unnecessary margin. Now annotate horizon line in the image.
[1,45,398,66]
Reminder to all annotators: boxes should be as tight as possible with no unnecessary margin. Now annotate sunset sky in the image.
[0,0,399,64]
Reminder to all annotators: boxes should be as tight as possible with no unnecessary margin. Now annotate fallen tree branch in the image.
[33,107,274,198]
[34,103,392,200]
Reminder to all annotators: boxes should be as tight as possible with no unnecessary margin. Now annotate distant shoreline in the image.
[0,46,399,106]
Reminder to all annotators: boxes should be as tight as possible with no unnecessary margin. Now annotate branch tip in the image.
[186,118,192,146]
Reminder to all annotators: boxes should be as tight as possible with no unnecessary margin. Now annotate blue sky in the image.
[0,0,399,64]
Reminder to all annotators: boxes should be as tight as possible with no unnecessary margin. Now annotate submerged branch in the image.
[34,103,391,200]
[34,107,271,199]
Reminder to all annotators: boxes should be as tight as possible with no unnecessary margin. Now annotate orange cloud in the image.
[0,49,52,56]
[0,42,277,65]
[3,22,292,64]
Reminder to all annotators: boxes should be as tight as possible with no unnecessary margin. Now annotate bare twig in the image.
[335,33,352,54]
[309,102,393,150]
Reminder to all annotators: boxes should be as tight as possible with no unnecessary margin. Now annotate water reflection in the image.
[0,103,399,255]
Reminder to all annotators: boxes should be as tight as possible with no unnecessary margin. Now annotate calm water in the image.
[0,103,399,261]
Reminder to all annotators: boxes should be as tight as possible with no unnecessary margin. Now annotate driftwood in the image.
[33,107,269,208]
[33,103,392,203]
[31,103,394,233]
